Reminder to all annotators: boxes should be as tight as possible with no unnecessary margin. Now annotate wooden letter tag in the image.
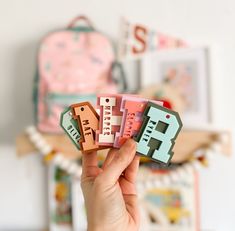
[60,107,81,150]
[71,102,100,152]
[114,96,163,148]
[96,95,123,146]
[134,102,183,165]
[114,96,146,148]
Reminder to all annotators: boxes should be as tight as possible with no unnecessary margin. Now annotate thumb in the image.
[97,139,137,186]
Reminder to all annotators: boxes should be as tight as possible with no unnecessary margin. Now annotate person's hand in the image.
[81,139,140,231]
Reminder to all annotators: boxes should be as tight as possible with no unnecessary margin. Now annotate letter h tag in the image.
[96,95,123,146]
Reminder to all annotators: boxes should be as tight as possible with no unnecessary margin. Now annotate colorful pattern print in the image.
[37,29,117,133]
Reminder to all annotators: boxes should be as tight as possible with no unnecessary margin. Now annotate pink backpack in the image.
[34,16,126,133]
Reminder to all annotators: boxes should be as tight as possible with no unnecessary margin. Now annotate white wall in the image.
[0,0,235,230]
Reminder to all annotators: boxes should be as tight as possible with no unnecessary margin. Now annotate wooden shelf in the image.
[16,133,81,160]
[173,128,231,162]
[16,128,232,163]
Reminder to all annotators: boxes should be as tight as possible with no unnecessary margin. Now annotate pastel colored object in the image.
[114,96,163,148]
[36,27,117,133]
[60,107,81,149]
[96,94,123,146]
[134,102,182,165]
[71,102,100,152]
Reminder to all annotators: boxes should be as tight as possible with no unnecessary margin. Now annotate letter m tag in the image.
[134,102,182,165]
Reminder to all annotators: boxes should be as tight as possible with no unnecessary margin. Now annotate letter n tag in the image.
[96,95,123,146]
[134,102,183,165]
[71,102,100,152]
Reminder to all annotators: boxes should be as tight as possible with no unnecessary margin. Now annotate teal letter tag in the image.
[60,107,81,150]
[135,102,182,165]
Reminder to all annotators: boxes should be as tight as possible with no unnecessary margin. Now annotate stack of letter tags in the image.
[60,94,183,166]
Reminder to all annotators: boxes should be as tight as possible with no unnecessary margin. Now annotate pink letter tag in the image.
[114,96,163,148]
[96,94,123,146]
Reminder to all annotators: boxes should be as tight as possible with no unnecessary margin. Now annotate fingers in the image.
[123,194,140,228]
[118,155,140,195]
[101,148,118,170]
[97,139,137,186]
[82,151,98,168]
[82,151,100,178]
[124,155,140,183]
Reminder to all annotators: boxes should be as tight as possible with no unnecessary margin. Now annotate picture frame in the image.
[48,164,73,231]
[139,168,200,231]
[72,177,87,231]
[141,47,210,126]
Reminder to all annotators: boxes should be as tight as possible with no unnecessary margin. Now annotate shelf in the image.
[16,128,231,163]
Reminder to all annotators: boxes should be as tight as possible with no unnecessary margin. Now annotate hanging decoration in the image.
[25,125,227,198]
[117,18,187,60]
[26,126,82,178]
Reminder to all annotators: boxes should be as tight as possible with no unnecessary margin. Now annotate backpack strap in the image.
[67,15,95,30]
[111,62,128,92]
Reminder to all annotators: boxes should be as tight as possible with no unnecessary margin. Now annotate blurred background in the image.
[0,0,234,231]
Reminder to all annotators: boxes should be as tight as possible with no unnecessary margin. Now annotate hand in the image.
[81,139,140,231]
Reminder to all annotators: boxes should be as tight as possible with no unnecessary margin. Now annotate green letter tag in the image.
[60,107,81,150]
[135,102,182,165]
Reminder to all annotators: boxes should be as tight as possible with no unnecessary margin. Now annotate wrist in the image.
[88,227,107,231]
[88,225,117,231]
[88,225,105,231]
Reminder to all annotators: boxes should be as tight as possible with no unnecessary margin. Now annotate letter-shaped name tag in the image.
[114,97,146,148]
[71,102,100,152]
[60,107,81,150]
[114,96,163,148]
[96,95,122,146]
[134,102,182,165]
